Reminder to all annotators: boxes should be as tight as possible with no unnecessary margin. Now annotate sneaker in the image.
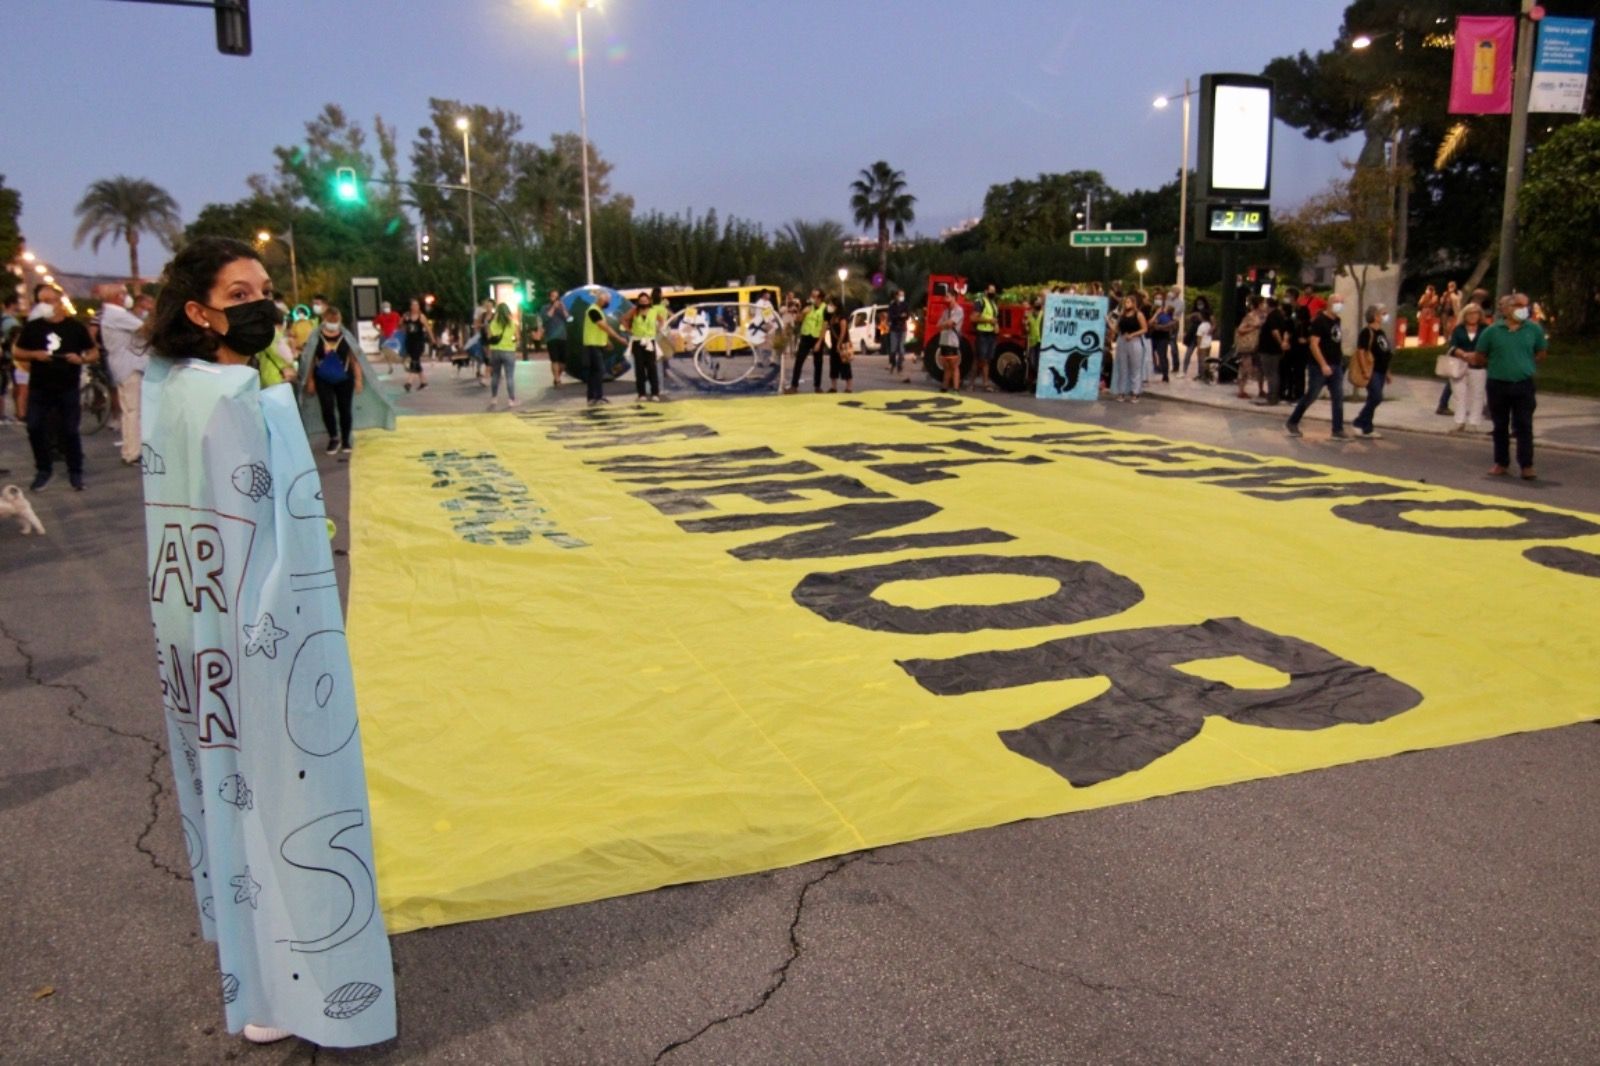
[340,445,352,454]
[1435,406,1451,416]
[242,1024,293,1044]
[325,441,339,455]
[1285,421,1302,438]
[1330,431,1352,441]
[597,396,610,405]
[404,383,413,393]
[507,399,518,409]
[418,381,428,390]
[29,472,50,491]
[1130,395,1140,404]
[487,400,498,411]
[70,474,84,491]
[1359,430,1383,439]
[649,395,662,402]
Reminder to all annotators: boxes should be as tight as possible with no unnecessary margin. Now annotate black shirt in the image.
[19,316,95,391]
[1309,312,1343,365]
[888,301,909,330]
[1259,308,1289,355]
[1359,326,1392,376]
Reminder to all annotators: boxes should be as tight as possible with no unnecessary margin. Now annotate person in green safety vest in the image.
[972,283,999,391]
[581,289,627,406]
[785,290,827,394]
[485,302,520,410]
[1025,295,1043,379]
[621,288,670,402]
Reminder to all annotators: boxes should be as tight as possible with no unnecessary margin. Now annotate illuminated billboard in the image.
[1196,73,1274,201]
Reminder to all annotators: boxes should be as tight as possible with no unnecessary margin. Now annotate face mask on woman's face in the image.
[211,298,282,356]
[1331,302,1345,314]
[312,303,326,315]
[1382,313,1392,324]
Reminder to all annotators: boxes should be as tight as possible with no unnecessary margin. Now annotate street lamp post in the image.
[837,267,848,306]
[544,0,599,285]
[1135,257,1149,293]
[1154,79,1194,304]
[256,224,300,307]
[456,116,479,307]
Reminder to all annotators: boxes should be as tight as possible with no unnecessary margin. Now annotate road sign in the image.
[1070,229,1147,248]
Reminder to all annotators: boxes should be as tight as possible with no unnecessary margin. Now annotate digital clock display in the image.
[1203,204,1270,241]
[1209,207,1265,233]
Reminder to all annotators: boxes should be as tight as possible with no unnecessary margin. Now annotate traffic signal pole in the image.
[363,176,532,357]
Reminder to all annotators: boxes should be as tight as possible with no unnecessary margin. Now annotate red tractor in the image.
[918,273,1034,391]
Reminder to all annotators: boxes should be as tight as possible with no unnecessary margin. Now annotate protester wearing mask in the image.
[886,290,911,381]
[1478,293,1547,479]
[786,290,827,394]
[302,307,364,454]
[1350,305,1393,438]
[1446,302,1489,434]
[97,284,154,464]
[1285,297,1350,440]
[971,284,999,391]
[12,284,100,489]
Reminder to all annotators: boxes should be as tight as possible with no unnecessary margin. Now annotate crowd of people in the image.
[0,268,1557,493]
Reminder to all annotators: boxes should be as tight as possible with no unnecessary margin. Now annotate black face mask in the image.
[210,298,282,356]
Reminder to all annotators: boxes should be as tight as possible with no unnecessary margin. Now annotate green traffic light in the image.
[334,167,361,203]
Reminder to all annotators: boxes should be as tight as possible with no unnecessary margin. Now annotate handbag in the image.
[1435,353,1467,379]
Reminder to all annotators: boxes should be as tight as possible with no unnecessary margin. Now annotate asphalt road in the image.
[3,355,1596,1065]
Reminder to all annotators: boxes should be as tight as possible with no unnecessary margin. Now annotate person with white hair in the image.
[1478,292,1547,479]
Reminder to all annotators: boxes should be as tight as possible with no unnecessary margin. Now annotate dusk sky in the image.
[12,0,1357,277]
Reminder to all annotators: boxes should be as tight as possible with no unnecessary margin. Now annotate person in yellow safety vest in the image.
[1026,295,1044,375]
[972,283,999,391]
[786,289,827,394]
[485,302,520,410]
[581,289,628,406]
[621,287,670,402]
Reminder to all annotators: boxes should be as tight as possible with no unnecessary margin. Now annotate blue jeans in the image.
[488,350,517,400]
[1352,372,1386,433]
[1287,360,1344,433]
[887,330,906,371]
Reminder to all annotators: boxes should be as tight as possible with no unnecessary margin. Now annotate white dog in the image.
[1,484,46,535]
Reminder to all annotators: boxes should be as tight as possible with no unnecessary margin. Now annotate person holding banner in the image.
[137,236,395,1048]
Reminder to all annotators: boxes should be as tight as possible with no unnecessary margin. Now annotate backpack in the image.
[315,336,351,383]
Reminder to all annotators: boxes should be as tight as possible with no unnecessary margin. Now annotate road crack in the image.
[0,617,188,883]
[653,852,869,1063]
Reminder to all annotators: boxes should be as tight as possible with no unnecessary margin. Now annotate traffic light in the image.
[215,0,251,56]
[334,167,361,204]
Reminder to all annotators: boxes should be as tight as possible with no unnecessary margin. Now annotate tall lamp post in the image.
[1135,257,1149,293]
[543,0,600,286]
[837,267,848,306]
[1153,79,1195,303]
[255,224,300,307]
[456,116,479,307]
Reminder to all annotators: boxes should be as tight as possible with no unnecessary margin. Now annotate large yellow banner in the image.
[348,394,1600,933]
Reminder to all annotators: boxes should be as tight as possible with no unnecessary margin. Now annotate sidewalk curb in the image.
[1143,384,1600,457]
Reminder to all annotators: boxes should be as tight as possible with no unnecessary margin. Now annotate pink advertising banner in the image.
[1450,16,1516,115]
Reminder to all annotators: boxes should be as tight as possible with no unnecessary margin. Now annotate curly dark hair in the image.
[142,236,263,362]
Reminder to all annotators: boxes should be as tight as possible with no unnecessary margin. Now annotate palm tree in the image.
[775,219,847,293]
[849,161,916,278]
[73,176,182,282]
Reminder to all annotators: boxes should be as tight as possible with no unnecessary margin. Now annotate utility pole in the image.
[1176,76,1191,301]
[1495,0,1538,297]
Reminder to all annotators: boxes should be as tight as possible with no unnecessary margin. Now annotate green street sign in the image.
[1070,229,1148,248]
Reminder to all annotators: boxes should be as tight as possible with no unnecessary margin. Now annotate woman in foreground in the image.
[139,236,395,1049]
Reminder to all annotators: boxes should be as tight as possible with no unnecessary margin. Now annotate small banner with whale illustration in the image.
[141,359,395,1047]
[1035,293,1107,401]
[347,395,1600,934]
